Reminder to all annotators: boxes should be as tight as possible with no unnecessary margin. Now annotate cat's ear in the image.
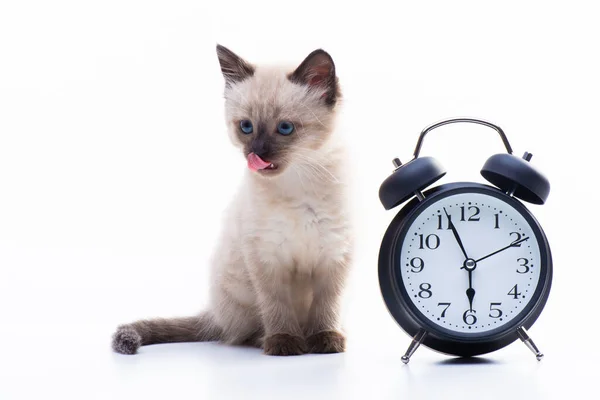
[216,44,255,85]
[289,49,338,106]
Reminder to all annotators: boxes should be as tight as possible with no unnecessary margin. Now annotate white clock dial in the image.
[399,192,542,334]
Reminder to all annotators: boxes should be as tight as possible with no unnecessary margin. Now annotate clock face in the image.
[398,191,543,336]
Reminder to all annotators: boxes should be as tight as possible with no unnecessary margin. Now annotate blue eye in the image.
[277,121,294,135]
[240,120,253,134]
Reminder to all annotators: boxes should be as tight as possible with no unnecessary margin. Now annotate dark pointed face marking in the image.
[239,119,299,161]
[249,121,271,158]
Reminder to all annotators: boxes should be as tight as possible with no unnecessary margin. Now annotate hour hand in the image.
[444,207,469,260]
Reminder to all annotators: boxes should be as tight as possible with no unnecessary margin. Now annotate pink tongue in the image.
[247,152,271,171]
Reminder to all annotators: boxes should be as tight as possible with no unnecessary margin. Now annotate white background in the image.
[0,1,598,399]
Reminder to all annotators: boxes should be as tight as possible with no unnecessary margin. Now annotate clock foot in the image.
[401,329,428,364]
[517,327,544,361]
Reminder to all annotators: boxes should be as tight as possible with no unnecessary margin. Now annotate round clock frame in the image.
[379,182,553,358]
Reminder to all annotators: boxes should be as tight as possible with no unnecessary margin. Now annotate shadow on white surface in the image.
[434,357,500,365]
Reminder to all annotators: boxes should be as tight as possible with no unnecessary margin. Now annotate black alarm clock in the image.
[378,118,552,363]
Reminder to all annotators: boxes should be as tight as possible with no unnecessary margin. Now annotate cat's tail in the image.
[112,312,221,355]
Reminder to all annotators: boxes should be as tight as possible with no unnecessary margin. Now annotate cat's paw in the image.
[112,325,141,355]
[263,334,307,356]
[306,331,345,354]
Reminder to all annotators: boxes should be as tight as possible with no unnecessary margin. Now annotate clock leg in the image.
[517,326,544,361]
[401,329,428,364]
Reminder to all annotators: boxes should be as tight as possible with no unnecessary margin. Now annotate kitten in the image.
[112,45,352,356]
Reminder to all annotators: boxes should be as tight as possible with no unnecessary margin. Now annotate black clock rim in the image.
[378,182,553,357]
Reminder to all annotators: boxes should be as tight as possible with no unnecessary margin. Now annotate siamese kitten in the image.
[112,45,352,356]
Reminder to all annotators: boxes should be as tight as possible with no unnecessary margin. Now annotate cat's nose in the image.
[250,139,272,159]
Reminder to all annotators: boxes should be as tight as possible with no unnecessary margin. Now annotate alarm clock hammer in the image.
[378,118,551,363]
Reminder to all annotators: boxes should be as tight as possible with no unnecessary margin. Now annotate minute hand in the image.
[475,237,530,263]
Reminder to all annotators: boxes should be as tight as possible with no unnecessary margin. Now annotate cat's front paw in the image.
[263,334,307,356]
[307,331,345,354]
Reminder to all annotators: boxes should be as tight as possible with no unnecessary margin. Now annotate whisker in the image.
[292,151,340,183]
[297,101,327,129]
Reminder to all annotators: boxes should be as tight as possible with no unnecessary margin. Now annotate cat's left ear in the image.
[289,49,339,106]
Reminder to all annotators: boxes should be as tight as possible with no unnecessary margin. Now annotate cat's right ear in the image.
[216,45,255,86]
[289,49,338,106]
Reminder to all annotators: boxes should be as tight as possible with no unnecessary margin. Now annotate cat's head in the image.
[216,45,340,178]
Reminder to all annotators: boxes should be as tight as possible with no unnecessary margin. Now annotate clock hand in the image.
[461,259,477,311]
[475,237,530,263]
[443,207,469,260]
[466,269,475,312]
